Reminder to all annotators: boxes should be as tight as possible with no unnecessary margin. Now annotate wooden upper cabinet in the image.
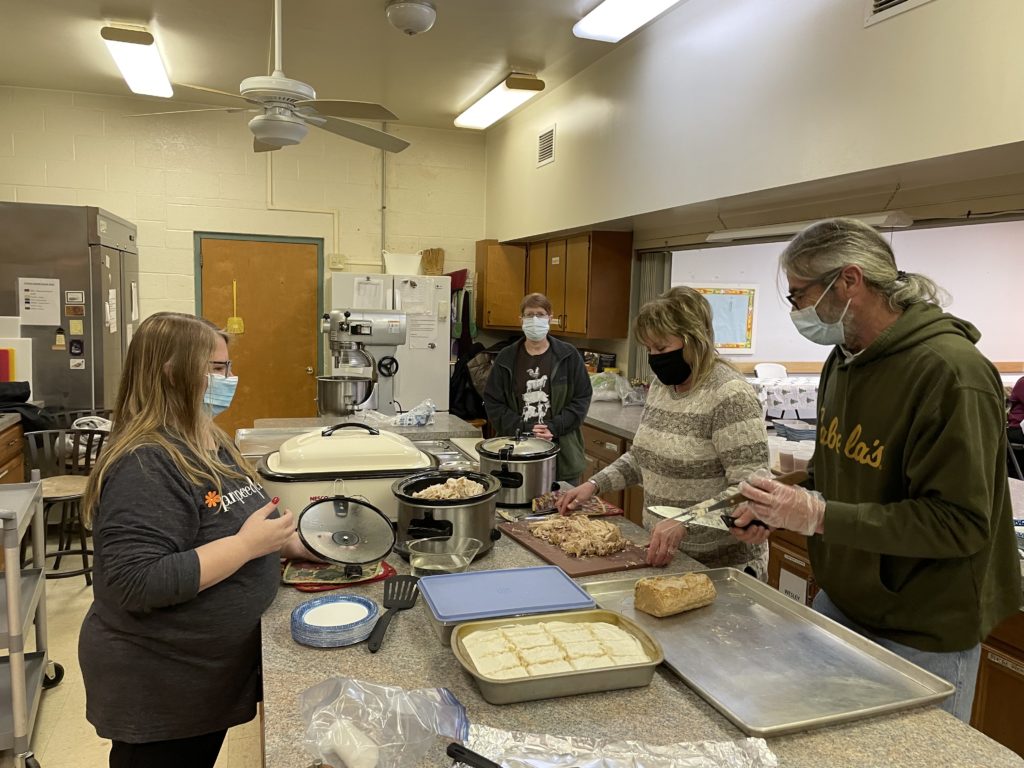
[548,231,633,339]
[527,242,547,296]
[477,230,633,337]
[546,239,567,331]
[476,239,526,329]
[564,235,590,334]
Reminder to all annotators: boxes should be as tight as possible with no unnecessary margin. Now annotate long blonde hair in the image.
[634,286,726,388]
[83,312,251,525]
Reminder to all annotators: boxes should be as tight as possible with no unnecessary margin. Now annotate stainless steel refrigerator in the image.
[0,203,139,411]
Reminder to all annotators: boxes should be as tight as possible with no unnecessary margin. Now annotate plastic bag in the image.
[620,381,647,408]
[590,372,631,402]
[392,398,437,427]
[299,677,469,768]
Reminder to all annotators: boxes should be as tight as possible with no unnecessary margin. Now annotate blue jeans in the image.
[812,590,980,723]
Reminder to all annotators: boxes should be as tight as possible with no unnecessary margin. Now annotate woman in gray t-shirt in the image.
[78,313,315,768]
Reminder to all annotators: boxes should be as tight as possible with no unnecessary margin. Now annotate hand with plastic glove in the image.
[646,518,687,567]
[731,469,826,536]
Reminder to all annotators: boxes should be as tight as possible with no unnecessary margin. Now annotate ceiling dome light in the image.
[385,1,437,36]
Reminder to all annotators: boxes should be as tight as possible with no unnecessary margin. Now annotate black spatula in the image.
[367,575,419,653]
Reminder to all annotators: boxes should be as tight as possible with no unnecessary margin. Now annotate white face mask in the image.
[790,274,850,346]
[522,316,550,341]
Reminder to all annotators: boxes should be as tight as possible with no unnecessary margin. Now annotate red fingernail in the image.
[272,497,280,505]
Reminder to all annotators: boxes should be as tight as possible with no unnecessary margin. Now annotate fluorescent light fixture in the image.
[454,74,544,130]
[101,25,173,98]
[573,0,684,43]
[705,211,913,242]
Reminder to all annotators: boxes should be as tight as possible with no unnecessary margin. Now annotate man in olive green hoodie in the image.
[733,218,1021,722]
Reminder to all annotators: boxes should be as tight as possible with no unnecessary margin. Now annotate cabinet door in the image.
[564,234,591,334]
[624,485,645,526]
[484,244,527,328]
[0,452,23,484]
[581,453,600,485]
[527,242,547,296]
[546,239,567,331]
[0,424,23,467]
[971,643,1024,756]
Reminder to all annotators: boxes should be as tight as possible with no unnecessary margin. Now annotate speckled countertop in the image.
[260,519,1021,768]
[585,401,643,441]
[0,412,21,432]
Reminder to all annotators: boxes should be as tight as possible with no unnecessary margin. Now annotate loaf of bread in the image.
[633,573,717,617]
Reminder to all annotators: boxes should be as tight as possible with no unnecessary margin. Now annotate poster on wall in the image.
[683,284,757,354]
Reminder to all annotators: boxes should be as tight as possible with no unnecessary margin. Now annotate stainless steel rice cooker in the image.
[296,496,396,577]
[256,423,435,519]
[476,435,559,508]
[391,470,502,558]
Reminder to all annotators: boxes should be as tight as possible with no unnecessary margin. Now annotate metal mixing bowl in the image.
[316,375,374,416]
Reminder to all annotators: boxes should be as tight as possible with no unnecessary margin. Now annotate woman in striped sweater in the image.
[558,286,771,577]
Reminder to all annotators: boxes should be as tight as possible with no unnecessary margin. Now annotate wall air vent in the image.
[864,0,937,27]
[537,124,555,167]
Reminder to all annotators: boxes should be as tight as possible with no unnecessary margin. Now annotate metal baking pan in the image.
[584,568,954,737]
[451,609,663,705]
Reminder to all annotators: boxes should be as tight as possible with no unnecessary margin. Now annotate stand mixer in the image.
[319,309,408,416]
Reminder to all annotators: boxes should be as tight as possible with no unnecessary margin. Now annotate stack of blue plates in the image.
[290,595,380,648]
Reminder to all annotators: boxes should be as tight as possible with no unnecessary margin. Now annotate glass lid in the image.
[297,496,396,565]
[478,435,558,459]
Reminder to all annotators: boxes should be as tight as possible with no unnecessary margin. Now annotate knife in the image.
[707,470,810,512]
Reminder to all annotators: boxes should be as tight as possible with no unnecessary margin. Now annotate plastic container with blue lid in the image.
[419,566,595,643]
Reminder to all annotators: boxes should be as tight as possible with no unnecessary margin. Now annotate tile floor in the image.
[5,570,262,768]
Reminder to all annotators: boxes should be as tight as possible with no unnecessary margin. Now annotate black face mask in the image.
[648,349,692,386]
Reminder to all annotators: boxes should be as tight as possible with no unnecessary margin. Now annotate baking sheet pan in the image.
[584,568,954,737]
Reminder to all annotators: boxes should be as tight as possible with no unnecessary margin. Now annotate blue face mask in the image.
[205,374,238,416]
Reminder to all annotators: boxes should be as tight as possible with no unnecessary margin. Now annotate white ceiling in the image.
[3,0,619,128]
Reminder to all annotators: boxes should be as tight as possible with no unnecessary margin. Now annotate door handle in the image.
[306,366,314,375]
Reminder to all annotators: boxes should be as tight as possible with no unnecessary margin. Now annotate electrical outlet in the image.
[327,253,347,270]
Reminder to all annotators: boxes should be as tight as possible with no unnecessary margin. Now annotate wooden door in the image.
[527,242,547,296]
[546,239,567,332]
[200,237,320,436]
[565,234,591,334]
[483,244,527,328]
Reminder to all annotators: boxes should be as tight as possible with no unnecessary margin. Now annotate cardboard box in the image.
[767,538,819,607]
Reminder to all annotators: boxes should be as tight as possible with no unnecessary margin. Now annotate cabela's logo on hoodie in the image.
[204,479,268,512]
[818,410,886,470]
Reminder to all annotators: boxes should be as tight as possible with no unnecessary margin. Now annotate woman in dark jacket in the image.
[483,293,593,482]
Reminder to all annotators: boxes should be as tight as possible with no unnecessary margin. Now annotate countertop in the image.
[584,400,643,441]
[260,520,1021,768]
[0,413,21,432]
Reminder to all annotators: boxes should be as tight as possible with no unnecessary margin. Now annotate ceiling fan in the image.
[130,0,409,154]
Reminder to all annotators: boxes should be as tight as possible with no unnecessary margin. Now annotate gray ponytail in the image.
[780,218,949,311]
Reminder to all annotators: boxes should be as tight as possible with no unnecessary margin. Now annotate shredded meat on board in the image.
[527,514,628,558]
[412,477,486,500]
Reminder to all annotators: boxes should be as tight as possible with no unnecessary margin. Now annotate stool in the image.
[41,475,92,584]
[24,428,108,586]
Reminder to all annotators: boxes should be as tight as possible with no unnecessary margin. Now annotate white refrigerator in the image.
[329,272,451,411]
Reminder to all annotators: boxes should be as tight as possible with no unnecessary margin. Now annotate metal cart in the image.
[1,475,64,768]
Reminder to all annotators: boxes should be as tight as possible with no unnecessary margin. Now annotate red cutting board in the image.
[498,520,651,577]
